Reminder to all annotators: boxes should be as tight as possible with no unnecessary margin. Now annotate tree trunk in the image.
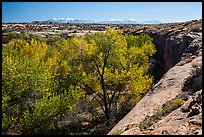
[100,76,110,122]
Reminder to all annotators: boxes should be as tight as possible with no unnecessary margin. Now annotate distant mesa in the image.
[45,18,163,24]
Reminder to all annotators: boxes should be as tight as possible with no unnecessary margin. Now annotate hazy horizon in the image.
[2,2,202,23]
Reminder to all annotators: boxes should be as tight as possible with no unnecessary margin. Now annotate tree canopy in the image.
[2,28,156,134]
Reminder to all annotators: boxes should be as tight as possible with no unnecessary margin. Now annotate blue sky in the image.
[2,2,202,23]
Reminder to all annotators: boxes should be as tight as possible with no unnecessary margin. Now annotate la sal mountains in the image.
[45,18,163,24]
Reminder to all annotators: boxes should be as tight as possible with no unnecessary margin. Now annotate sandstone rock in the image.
[121,127,141,135]
[108,27,202,135]
[194,129,202,135]
[181,106,190,113]
[188,103,201,117]
[80,122,90,126]
[188,117,202,126]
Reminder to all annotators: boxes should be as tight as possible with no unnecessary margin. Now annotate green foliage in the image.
[2,32,21,44]
[2,29,156,134]
[161,98,185,115]
[139,117,153,130]
[81,28,156,119]
[2,31,48,44]
[112,129,125,135]
[176,92,189,101]
[21,88,80,134]
[2,39,51,134]
[172,98,185,106]
[2,38,82,134]
[139,98,185,130]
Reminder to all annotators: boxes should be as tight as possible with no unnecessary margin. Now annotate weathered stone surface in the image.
[108,62,194,135]
[108,20,202,135]
[148,90,202,135]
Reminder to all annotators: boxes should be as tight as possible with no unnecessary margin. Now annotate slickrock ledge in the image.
[108,30,202,135]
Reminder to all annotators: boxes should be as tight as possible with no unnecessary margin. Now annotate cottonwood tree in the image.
[2,29,156,134]
[72,28,156,122]
[2,38,82,134]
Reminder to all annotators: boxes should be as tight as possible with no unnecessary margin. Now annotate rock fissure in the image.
[108,21,202,135]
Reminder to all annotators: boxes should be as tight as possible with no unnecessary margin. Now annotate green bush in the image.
[21,91,77,134]
[176,92,189,101]
[2,32,31,44]
[112,129,125,135]
[154,111,163,120]
[172,98,185,107]
[162,98,185,115]
[139,98,185,130]
[139,117,153,130]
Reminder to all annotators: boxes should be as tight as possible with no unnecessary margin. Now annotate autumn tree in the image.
[74,28,156,122]
[2,29,156,134]
[2,38,82,134]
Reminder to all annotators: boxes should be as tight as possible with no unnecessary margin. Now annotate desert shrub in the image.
[161,98,185,115]
[139,98,185,130]
[112,129,125,135]
[190,25,202,32]
[139,117,154,130]
[154,110,163,120]
[2,32,47,44]
[172,98,185,107]
[2,32,21,44]
[175,92,189,101]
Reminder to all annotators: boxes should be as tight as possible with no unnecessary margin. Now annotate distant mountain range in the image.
[45,18,163,24]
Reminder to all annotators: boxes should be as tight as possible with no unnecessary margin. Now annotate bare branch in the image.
[84,84,104,101]
[93,96,106,114]
[108,89,119,109]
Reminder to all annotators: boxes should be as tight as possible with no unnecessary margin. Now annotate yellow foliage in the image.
[46,55,58,70]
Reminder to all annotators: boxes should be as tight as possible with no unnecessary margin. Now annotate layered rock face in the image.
[149,31,194,82]
[108,24,202,135]
[138,28,201,83]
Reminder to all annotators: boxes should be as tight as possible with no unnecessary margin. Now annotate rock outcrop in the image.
[148,89,202,135]
[108,22,202,135]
